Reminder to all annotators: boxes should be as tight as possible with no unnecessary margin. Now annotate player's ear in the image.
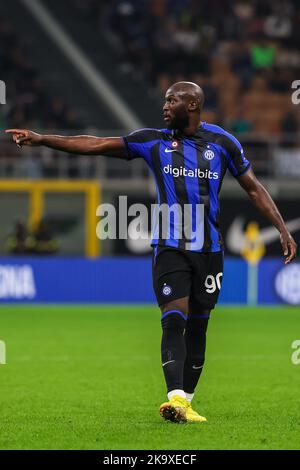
[188,100,198,111]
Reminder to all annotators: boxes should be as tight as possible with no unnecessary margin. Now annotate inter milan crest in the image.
[203,149,215,161]
[172,141,178,148]
[162,283,172,296]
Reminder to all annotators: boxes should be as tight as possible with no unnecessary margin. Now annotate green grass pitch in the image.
[0,305,300,450]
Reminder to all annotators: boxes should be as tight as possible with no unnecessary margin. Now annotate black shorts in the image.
[152,246,224,310]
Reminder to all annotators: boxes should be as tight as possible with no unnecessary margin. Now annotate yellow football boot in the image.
[159,395,187,423]
[185,401,207,423]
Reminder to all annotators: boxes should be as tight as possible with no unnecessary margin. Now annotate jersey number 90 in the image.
[205,273,223,293]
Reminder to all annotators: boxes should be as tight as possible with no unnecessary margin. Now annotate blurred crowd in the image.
[1,0,300,138]
[0,20,82,130]
[74,0,300,136]
[5,219,58,255]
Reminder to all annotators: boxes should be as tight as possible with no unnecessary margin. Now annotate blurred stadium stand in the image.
[0,0,300,180]
[53,0,300,136]
[0,2,120,130]
[39,0,300,139]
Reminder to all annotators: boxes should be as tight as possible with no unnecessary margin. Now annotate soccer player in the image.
[6,81,297,424]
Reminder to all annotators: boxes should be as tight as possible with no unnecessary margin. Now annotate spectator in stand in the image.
[5,220,32,255]
[250,38,276,69]
[231,41,254,88]
[228,104,253,135]
[281,108,299,148]
[31,219,59,255]
[267,68,295,93]
[264,3,293,42]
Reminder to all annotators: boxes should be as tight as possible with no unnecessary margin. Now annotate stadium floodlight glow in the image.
[0,80,6,104]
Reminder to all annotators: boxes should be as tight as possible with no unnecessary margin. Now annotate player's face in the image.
[163,92,189,130]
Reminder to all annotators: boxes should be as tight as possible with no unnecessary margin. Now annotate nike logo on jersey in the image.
[192,365,203,370]
[165,148,177,153]
[226,216,300,253]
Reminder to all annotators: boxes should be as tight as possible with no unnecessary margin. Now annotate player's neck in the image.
[180,118,202,136]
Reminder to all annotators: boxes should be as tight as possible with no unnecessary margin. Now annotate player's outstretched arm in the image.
[5,129,126,158]
[238,168,297,264]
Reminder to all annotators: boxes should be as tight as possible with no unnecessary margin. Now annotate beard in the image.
[166,108,189,131]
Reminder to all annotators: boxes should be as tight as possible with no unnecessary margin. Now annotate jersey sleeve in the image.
[224,135,251,178]
[122,128,160,162]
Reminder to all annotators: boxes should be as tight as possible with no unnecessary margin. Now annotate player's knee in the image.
[160,297,189,316]
[161,312,187,361]
[161,312,186,331]
[161,303,187,337]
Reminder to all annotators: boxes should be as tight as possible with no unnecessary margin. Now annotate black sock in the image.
[161,310,187,393]
[183,313,210,394]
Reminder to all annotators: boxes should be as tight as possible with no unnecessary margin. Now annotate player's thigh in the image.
[152,247,192,313]
[190,251,224,311]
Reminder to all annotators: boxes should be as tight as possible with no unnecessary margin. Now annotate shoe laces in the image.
[171,395,187,407]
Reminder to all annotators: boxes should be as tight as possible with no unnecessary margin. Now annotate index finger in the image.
[5,129,26,134]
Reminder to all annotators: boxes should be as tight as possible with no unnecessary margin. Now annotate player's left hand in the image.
[280,231,297,264]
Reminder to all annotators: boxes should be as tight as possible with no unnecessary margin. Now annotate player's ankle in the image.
[185,392,194,402]
[167,389,186,400]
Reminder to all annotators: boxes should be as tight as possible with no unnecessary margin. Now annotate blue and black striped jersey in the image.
[123,122,250,252]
